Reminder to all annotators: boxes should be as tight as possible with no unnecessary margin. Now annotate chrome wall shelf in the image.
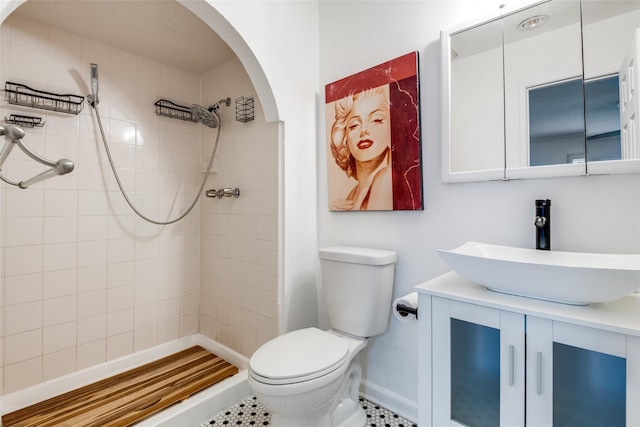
[4,82,84,115]
[154,99,198,123]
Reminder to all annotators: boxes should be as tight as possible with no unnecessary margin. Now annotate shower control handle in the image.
[206,188,240,199]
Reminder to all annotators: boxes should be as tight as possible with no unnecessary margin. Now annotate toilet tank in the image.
[319,246,397,338]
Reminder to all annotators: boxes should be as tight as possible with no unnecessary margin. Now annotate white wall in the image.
[318,0,640,420]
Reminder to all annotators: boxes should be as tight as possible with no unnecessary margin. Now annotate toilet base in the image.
[269,397,365,427]
[270,410,331,427]
[256,358,366,427]
[330,358,366,427]
[331,396,366,427]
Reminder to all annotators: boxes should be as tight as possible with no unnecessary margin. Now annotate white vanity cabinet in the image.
[416,272,640,427]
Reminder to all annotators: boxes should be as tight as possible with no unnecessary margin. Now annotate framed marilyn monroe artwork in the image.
[325,51,423,211]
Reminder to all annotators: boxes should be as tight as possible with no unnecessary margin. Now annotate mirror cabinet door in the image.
[447,18,505,181]
[582,1,640,173]
[442,0,640,182]
[503,0,585,177]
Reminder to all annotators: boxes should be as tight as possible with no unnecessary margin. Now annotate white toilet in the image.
[248,246,397,427]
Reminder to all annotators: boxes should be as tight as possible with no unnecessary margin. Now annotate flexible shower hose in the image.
[91,104,221,225]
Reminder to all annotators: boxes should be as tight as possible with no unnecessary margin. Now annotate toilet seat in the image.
[250,327,350,385]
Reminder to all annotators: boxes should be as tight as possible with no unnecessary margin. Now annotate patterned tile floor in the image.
[198,395,417,427]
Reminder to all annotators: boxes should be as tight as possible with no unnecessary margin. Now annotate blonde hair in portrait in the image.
[327,85,393,211]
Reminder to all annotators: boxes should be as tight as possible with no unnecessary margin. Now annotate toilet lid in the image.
[250,328,349,382]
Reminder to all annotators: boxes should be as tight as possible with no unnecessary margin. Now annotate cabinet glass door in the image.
[432,298,524,427]
[527,317,637,426]
[451,318,500,427]
[553,342,626,427]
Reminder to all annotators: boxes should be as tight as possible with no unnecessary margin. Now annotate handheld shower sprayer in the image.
[88,63,99,107]
[86,59,231,225]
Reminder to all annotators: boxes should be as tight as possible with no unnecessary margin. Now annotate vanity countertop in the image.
[416,271,640,336]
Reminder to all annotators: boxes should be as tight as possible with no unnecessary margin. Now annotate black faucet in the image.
[535,199,551,250]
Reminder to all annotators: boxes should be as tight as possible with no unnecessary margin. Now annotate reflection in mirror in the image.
[585,75,622,162]
[502,0,584,173]
[449,18,504,176]
[582,1,640,165]
[528,78,586,166]
[528,75,621,166]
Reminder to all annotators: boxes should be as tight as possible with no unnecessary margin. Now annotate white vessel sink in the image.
[437,242,640,305]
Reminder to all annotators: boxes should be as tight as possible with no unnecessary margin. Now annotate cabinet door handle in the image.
[536,351,543,395]
[509,344,515,386]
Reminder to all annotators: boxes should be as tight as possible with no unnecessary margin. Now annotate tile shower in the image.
[0,11,278,397]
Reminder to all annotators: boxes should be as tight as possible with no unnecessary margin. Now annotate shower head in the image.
[190,98,230,128]
[190,104,219,128]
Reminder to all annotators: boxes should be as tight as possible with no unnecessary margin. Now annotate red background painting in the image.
[325,52,423,211]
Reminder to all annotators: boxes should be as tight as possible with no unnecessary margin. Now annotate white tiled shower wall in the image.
[197,60,279,358]
[0,14,278,395]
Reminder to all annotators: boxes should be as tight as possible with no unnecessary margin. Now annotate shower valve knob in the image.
[206,188,240,199]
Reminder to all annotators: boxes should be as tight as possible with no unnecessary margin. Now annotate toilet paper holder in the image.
[396,303,418,319]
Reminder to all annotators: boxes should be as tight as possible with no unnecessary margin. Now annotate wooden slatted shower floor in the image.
[2,346,239,427]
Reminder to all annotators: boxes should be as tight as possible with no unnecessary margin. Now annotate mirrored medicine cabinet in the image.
[441,0,640,182]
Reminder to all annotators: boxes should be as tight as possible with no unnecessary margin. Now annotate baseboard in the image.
[359,379,418,424]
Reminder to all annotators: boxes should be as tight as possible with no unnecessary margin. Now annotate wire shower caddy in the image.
[235,97,254,123]
[4,82,84,115]
[154,99,198,123]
